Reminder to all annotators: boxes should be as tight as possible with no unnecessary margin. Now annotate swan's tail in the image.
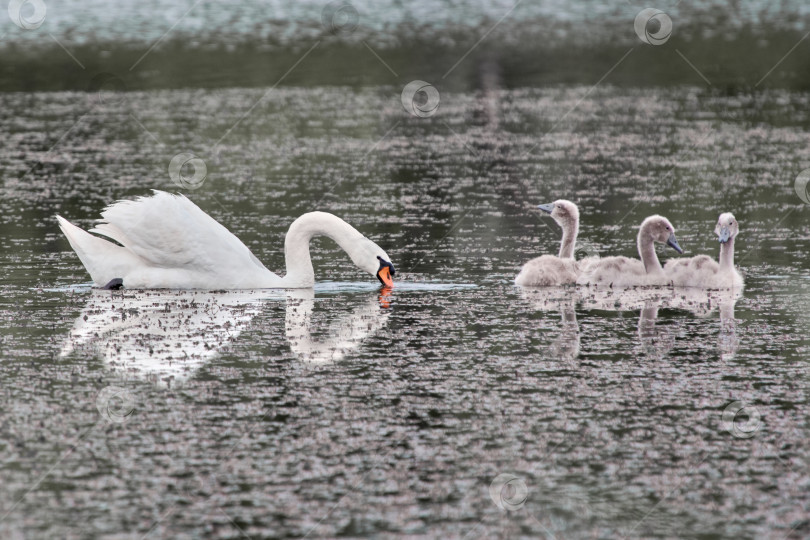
[56,215,139,286]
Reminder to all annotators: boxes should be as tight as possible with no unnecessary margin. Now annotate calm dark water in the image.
[1,86,809,538]
[2,0,810,91]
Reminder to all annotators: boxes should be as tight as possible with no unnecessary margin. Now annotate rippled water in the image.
[1,86,810,538]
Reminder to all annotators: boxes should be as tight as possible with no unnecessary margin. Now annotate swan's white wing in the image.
[90,191,269,275]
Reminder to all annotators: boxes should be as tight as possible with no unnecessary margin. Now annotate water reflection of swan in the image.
[61,287,391,385]
[60,289,276,386]
[284,288,391,363]
[518,288,580,359]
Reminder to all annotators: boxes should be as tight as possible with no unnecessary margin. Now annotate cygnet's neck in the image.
[558,217,578,259]
[637,230,663,274]
[719,236,735,271]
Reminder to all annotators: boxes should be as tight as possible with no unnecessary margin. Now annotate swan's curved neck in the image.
[719,237,735,271]
[558,217,578,259]
[281,212,367,287]
[637,230,662,274]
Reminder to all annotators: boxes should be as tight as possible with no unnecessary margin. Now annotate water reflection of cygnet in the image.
[519,288,580,360]
[578,287,742,359]
[637,299,675,360]
[285,288,391,363]
[576,287,677,360]
[60,289,277,386]
[666,287,742,358]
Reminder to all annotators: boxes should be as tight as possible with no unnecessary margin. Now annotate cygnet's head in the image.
[537,200,579,229]
[639,215,683,254]
[715,212,739,244]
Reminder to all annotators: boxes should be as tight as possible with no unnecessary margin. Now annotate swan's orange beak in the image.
[376,256,395,288]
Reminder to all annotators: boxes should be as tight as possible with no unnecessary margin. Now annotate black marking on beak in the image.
[537,203,554,214]
[376,256,396,286]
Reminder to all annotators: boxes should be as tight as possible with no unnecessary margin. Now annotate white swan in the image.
[515,200,582,287]
[664,212,743,289]
[57,191,396,289]
[576,215,683,287]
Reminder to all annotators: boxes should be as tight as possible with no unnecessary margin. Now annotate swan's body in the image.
[57,191,395,289]
[665,213,743,289]
[577,215,683,288]
[515,200,595,287]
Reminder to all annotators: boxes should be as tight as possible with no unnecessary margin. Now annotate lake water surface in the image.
[1,86,809,538]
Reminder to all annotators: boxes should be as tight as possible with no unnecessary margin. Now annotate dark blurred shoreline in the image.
[2,16,810,93]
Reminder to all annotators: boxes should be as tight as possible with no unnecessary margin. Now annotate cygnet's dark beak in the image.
[717,226,731,244]
[667,232,684,254]
[537,203,554,214]
[376,256,395,288]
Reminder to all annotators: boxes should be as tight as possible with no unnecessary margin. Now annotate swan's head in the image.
[639,215,683,254]
[538,200,579,228]
[375,255,396,288]
[348,237,395,287]
[715,213,738,244]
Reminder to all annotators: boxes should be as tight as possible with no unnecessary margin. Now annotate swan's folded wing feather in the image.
[577,256,645,286]
[515,255,578,287]
[90,191,271,274]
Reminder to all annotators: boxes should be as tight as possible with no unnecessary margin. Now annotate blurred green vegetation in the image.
[1,16,809,93]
